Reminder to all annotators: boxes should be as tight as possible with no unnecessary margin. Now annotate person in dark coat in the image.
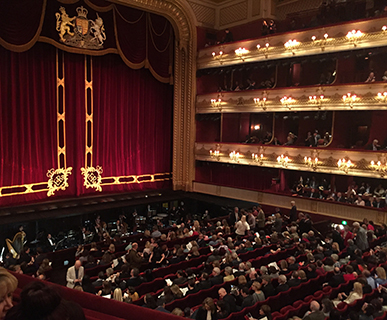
[261,275,276,297]
[210,267,223,286]
[218,288,237,313]
[240,287,255,308]
[125,243,143,270]
[326,267,344,288]
[289,201,297,222]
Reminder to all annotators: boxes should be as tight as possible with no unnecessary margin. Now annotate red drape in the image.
[0,44,57,201]
[0,43,173,206]
[91,53,173,193]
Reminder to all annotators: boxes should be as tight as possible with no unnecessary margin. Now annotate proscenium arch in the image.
[112,0,198,191]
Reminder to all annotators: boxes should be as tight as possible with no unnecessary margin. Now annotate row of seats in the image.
[11,271,183,320]
[163,233,386,320]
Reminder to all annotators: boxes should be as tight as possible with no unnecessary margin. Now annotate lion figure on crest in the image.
[55,7,76,42]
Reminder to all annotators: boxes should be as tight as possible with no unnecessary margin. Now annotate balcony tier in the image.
[197,17,387,70]
[195,142,387,179]
[196,82,387,113]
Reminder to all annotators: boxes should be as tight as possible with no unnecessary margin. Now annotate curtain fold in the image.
[0,0,45,48]
[0,0,173,82]
[0,44,57,204]
[91,53,173,193]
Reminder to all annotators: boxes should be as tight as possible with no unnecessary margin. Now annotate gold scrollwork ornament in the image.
[81,166,103,192]
[46,167,73,197]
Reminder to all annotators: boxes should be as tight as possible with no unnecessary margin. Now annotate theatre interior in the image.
[2,0,387,319]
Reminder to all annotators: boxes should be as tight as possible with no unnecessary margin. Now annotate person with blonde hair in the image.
[237,275,247,289]
[0,268,18,320]
[334,282,363,305]
[195,297,217,320]
[252,281,265,302]
[112,288,123,302]
[171,308,184,316]
[143,241,152,257]
[375,266,387,286]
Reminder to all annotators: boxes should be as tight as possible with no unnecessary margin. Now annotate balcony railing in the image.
[197,82,387,113]
[197,16,387,70]
[196,142,387,178]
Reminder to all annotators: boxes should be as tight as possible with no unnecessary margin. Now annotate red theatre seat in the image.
[11,272,184,320]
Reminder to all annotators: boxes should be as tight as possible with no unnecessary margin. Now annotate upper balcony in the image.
[197,16,387,70]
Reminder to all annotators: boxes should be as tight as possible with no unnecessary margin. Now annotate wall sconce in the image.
[211,98,222,111]
[280,96,296,110]
[346,29,363,47]
[284,39,300,55]
[304,156,319,171]
[337,158,353,174]
[209,149,220,161]
[376,92,387,102]
[229,151,240,162]
[211,50,224,64]
[308,95,325,109]
[235,47,249,61]
[342,93,357,108]
[382,26,387,32]
[252,153,264,165]
[277,154,289,167]
[257,42,270,58]
[319,33,329,51]
[254,97,267,110]
[370,160,387,177]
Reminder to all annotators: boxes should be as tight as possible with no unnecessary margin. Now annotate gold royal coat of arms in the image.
[55,6,106,49]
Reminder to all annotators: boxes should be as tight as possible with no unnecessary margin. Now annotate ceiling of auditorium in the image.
[200,0,230,3]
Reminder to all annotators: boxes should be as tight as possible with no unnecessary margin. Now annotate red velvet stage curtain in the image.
[0,43,173,206]
[89,53,173,193]
[63,51,86,198]
[0,43,57,204]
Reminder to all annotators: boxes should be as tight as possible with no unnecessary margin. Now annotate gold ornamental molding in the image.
[80,55,104,192]
[195,142,387,179]
[47,167,73,196]
[197,83,387,113]
[198,16,387,69]
[47,49,73,197]
[100,172,171,187]
[81,165,103,192]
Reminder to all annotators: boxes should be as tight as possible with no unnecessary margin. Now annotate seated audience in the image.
[5,281,85,320]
